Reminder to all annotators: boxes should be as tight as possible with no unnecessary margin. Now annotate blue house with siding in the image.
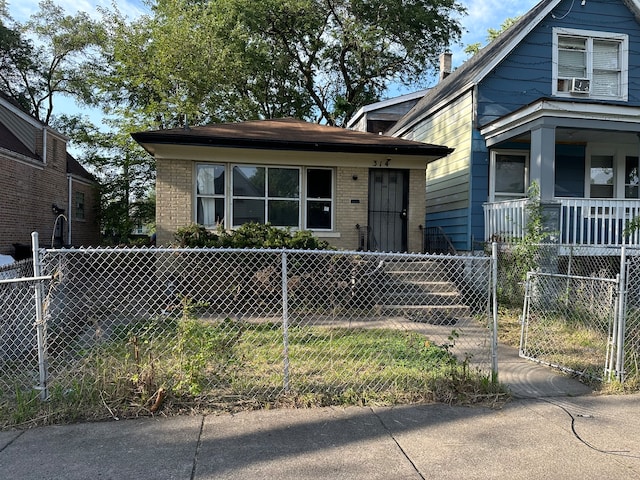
[382,0,640,252]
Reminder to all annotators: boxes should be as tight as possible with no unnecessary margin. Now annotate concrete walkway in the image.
[0,349,635,480]
[0,393,638,479]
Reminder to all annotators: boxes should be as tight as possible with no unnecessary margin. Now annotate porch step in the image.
[376,258,472,323]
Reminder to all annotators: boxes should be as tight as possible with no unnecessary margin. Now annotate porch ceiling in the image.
[509,128,640,146]
[480,99,640,147]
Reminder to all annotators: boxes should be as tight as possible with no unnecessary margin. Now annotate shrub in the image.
[174,222,331,250]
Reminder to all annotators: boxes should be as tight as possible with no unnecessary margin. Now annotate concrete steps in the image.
[378,259,471,324]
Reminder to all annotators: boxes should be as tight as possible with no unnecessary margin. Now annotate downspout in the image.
[67,174,73,246]
[42,127,47,164]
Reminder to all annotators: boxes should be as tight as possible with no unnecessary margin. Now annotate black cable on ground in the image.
[542,398,640,459]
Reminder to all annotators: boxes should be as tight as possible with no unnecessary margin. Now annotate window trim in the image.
[195,163,226,228]
[489,149,529,202]
[552,27,628,101]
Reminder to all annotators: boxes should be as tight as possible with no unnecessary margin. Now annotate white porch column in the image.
[530,125,556,201]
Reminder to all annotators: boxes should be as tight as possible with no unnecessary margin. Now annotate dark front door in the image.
[368,169,408,252]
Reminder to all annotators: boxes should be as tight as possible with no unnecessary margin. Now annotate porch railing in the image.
[484,198,640,246]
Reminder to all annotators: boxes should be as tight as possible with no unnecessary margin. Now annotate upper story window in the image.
[553,28,628,101]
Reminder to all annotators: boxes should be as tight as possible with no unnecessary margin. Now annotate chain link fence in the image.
[0,259,37,371]
[0,244,496,422]
[496,243,639,382]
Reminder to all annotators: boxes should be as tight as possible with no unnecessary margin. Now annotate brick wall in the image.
[69,181,101,247]
[156,159,193,246]
[0,133,69,255]
[408,169,427,253]
[1,126,101,256]
[317,166,369,250]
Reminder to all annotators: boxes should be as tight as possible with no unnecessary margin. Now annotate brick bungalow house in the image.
[132,118,453,252]
[0,92,100,258]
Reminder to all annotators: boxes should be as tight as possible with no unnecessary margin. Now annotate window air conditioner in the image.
[569,78,590,93]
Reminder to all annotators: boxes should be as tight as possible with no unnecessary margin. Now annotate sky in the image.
[7,0,542,118]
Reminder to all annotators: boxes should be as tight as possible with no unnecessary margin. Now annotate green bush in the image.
[174,222,331,250]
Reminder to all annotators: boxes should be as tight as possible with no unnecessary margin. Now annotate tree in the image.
[0,5,38,113]
[464,16,519,57]
[54,114,156,243]
[0,0,103,124]
[91,0,466,127]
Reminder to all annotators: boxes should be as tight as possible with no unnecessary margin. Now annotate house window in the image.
[589,155,614,198]
[196,164,225,227]
[626,156,639,199]
[74,192,85,220]
[232,166,300,227]
[490,150,529,201]
[306,168,333,230]
[585,146,640,199]
[553,28,628,100]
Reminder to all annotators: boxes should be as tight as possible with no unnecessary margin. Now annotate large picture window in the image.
[196,163,334,231]
[553,28,628,100]
[232,166,300,227]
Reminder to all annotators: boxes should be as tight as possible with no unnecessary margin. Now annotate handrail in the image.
[420,225,457,254]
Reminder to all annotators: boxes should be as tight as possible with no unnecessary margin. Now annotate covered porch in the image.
[480,99,640,247]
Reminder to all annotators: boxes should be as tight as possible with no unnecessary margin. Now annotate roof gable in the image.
[389,0,640,136]
[390,0,561,135]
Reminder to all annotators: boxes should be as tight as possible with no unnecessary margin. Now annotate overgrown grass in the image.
[0,312,507,429]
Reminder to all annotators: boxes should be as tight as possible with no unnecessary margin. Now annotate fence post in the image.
[31,232,49,401]
[491,242,499,382]
[615,246,627,382]
[281,250,290,393]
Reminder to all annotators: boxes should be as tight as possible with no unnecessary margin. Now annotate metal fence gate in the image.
[521,271,621,381]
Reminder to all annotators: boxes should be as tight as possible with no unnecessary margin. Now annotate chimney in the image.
[439,52,452,81]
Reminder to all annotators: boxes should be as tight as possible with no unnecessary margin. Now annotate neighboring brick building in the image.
[0,93,100,258]
[132,118,452,252]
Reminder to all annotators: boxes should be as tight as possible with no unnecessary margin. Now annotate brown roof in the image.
[67,154,96,182]
[132,118,453,157]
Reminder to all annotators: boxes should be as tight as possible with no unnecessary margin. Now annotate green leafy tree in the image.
[464,16,519,57]
[91,0,466,127]
[0,0,103,124]
[54,114,155,244]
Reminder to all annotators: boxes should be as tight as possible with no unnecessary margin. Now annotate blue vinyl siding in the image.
[426,209,469,251]
[477,0,640,127]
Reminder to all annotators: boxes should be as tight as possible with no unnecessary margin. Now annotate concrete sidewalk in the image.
[0,392,639,480]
